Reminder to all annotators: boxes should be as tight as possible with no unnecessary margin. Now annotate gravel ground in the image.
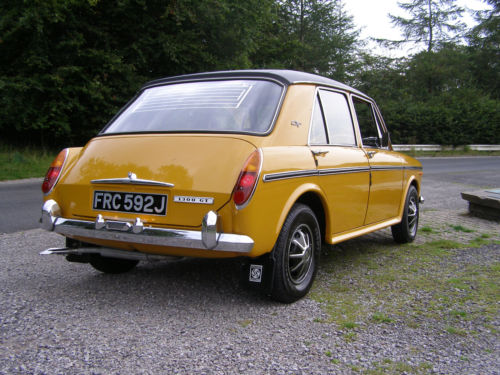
[0,230,498,374]
[0,177,499,374]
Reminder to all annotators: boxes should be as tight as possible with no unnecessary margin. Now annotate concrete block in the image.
[461,189,500,221]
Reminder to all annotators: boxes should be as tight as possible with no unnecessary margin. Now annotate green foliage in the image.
[0,0,498,148]
[467,0,500,99]
[359,44,500,145]
[0,0,275,147]
[251,0,361,82]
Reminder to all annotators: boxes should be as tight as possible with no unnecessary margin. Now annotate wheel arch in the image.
[397,175,420,220]
[296,192,327,243]
[274,184,329,245]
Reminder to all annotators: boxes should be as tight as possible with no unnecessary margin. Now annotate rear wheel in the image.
[89,255,139,274]
[271,203,321,303]
[391,185,419,243]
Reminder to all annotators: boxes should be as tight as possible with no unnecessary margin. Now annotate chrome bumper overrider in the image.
[40,200,254,254]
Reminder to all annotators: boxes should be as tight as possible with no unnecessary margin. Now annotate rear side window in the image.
[318,90,356,146]
[102,80,283,135]
[309,98,328,144]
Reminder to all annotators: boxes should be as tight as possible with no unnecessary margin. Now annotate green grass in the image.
[449,224,474,233]
[372,313,394,324]
[365,360,432,375]
[311,237,499,335]
[0,145,56,181]
[420,225,434,233]
[341,321,358,329]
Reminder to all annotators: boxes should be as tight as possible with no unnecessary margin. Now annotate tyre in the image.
[271,203,321,303]
[391,185,419,243]
[89,255,139,274]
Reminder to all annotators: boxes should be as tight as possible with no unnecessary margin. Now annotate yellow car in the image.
[40,70,423,303]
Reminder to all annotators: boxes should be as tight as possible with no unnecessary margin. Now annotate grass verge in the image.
[0,145,56,181]
[400,150,500,158]
[311,235,499,337]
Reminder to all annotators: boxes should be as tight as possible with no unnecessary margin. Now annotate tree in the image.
[467,0,499,98]
[252,0,361,82]
[0,0,274,147]
[384,0,466,52]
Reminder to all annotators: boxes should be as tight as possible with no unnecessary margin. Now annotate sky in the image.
[343,0,491,56]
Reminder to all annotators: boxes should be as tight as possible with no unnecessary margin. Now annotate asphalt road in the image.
[0,156,499,234]
[0,178,43,234]
[420,156,500,188]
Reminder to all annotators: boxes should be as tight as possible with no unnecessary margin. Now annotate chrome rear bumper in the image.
[40,200,254,253]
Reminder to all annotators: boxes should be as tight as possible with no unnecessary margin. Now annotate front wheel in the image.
[391,185,419,243]
[271,203,321,303]
[89,255,139,274]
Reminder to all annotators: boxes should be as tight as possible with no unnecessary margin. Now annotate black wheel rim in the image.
[287,224,314,285]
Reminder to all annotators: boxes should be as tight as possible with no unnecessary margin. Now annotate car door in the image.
[351,96,404,224]
[309,89,370,234]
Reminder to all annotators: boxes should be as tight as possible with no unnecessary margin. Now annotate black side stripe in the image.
[263,170,317,182]
[263,165,421,182]
[370,166,403,171]
[318,167,370,176]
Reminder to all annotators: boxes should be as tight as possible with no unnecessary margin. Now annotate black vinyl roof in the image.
[143,69,367,98]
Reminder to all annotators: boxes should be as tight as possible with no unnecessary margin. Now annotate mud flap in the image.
[239,253,275,295]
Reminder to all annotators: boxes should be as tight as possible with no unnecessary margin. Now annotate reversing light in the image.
[233,149,262,208]
[42,149,68,195]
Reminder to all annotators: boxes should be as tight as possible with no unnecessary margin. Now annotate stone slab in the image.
[461,189,500,221]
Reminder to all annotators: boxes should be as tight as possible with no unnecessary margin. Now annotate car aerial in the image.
[40,69,423,303]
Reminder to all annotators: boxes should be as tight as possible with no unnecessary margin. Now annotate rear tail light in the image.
[233,149,262,208]
[42,149,68,195]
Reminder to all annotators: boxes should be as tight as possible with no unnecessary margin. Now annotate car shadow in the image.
[34,228,399,307]
[41,256,278,308]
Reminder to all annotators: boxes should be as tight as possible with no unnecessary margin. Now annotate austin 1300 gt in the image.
[40,70,423,303]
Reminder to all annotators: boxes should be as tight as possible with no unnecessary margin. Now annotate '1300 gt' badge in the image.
[174,196,214,205]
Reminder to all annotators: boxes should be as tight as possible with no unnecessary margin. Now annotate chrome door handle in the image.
[311,150,329,157]
[366,151,376,159]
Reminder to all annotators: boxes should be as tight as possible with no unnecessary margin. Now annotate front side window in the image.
[353,98,382,148]
[102,80,283,135]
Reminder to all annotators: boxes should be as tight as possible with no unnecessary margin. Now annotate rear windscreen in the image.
[102,79,284,135]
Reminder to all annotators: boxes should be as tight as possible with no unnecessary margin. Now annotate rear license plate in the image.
[93,191,167,216]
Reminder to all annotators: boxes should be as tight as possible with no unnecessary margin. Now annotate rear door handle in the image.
[366,151,376,159]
